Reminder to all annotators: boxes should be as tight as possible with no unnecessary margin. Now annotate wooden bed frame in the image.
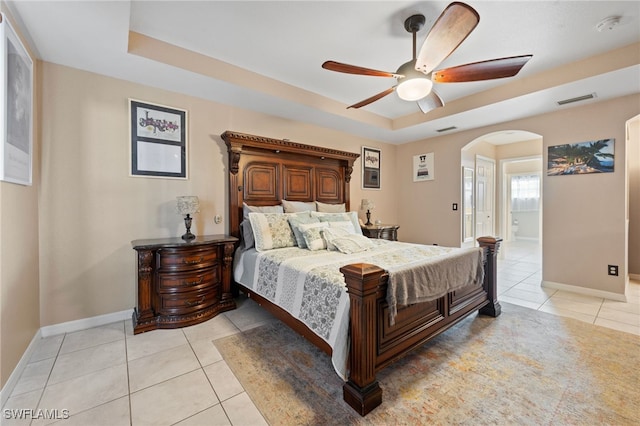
[222,130,502,416]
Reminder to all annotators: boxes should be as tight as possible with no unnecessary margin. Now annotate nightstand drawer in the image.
[157,288,219,315]
[158,247,218,271]
[157,267,218,293]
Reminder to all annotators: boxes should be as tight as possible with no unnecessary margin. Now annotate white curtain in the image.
[511,174,540,211]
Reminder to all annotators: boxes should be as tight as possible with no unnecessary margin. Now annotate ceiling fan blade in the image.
[348,87,396,109]
[432,55,533,82]
[416,2,480,74]
[322,61,399,78]
[417,90,444,114]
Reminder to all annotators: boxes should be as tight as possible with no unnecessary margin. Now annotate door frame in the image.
[499,155,543,242]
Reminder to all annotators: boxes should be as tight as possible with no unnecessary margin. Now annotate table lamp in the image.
[361,199,375,226]
[176,196,200,240]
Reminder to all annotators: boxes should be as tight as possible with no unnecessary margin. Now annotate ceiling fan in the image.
[322,1,532,114]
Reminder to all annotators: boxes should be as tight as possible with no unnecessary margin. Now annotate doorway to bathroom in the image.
[502,157,542,243]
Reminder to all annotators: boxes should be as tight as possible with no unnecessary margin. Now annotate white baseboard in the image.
[0,329,42,408]
[1,309,134,406]
[629,273,640,282]
[40,309,133,338]
[542,280,627,302]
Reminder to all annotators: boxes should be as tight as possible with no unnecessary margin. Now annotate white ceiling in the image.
[6,1,640,145]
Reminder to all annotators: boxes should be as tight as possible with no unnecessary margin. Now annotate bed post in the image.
[477,236,502,317]
[340,263,386,416]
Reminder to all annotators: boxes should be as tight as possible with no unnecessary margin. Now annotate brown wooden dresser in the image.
[131,234,238,334]
[360,224,400,241]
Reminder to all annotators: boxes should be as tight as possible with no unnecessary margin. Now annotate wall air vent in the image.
[556,93,597,106]
[436,126,457,132]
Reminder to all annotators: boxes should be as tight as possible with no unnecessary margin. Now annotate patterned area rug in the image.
[214,303,639,425]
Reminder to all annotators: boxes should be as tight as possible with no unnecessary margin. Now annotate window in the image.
[510,174,540,211]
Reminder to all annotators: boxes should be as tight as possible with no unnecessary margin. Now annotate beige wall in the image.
[0,4,40,389]
[397,94,639,296]
[629,116,640,276]
[38,62,398,327]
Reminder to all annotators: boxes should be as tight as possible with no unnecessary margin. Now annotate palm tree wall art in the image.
[547,139,615,175]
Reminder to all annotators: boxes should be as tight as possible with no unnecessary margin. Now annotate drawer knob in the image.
[185,296,205,307]
[182,277,204,286]
[183,257,204,265]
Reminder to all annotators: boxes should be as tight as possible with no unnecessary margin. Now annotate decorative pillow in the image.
[281,200,317,213]
[322,229,375,254]
[241,203,285,249]
[248,212,296,252]
[321,226,353,251]
[312,211,363,236]
[316,201,346,213]
[287,213,319,248]
[299,222,329,251]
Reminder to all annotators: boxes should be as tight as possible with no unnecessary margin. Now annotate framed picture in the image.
[547,139,614,176]
[413,152,434,182]
[362,146,380,189]
[0,13,33,186]
[129,99,188,179]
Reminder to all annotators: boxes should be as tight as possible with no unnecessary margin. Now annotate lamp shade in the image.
[395,59,433,101]
[360,199,375,211]
[176,196,200,215]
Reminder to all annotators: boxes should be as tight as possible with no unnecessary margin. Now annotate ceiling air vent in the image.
[436,126,457,132]
[556,93,597,106]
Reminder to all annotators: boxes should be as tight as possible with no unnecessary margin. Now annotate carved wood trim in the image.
[477,236,502,317]
[222,131,360,163]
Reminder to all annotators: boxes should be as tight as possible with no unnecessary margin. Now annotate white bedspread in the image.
[233,241,484,379]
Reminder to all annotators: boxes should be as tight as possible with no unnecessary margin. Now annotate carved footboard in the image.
[340,236,502,415]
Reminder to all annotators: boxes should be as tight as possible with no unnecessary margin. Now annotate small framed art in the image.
[413,152,434,182]
[362,146,380,189]
[0,13,34,186]
[129,99,188,179]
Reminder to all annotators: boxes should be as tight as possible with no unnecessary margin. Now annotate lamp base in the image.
[182,214,196,240]
[181,232,196,241]
[365,210,372,226]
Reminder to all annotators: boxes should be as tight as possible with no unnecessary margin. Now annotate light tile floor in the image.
[4,240,639,425]
[497,240,640,336]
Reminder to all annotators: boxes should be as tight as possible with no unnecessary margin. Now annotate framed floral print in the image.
[129,99,188,179]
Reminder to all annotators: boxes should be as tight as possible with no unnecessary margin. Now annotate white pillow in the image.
[327,220,356,234]
[248,212,296,252]
[312,211,363,236]
[322,229,375,254]
[316,201,346,213]
[299,222,329,251]
[281,200,317,213]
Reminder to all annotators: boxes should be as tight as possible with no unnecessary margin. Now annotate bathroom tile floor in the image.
[4,239,638,425]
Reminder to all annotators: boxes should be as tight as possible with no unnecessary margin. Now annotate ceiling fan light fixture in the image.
[396,59,432,101]
[397,77,433,101]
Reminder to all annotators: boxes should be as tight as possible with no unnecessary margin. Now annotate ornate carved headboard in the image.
[221,131,360,240]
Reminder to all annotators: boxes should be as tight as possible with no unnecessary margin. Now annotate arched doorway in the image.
[461,130,543,260]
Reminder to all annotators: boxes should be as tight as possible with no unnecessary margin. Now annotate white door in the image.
[475,156,495,238]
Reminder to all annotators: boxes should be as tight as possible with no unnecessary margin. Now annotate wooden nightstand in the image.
[131,234,238,334]
[360,224,399,241]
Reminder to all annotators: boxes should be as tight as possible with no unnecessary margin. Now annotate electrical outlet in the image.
[214,215,222,224]
[452,203,458,211]
[608,265,618,276]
